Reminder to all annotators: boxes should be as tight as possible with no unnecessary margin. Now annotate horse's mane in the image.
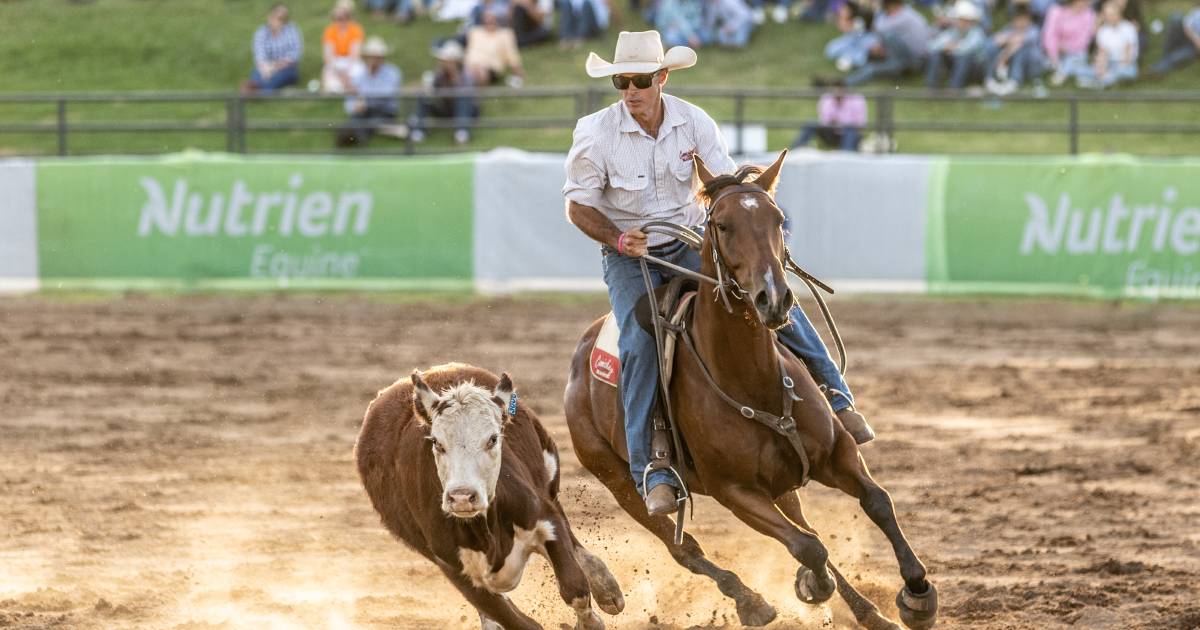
[697,164,775,207]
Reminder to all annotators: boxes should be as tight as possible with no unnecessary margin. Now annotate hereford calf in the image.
[355,363,624,630]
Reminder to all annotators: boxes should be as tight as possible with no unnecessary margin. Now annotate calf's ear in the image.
[411,370,439,425]
[492,373,516,422]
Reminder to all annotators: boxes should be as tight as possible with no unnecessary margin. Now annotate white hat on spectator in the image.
[584,30,697,78]
[363,36,391,57]
[434,40,465,62]
[332,0,356,17]
[950,0,982,21]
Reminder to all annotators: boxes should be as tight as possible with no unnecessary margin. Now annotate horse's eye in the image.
[486,434,499,450]
[715,222,728,233]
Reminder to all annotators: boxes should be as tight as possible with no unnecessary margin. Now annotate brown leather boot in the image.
[644,484,679,516]
[837,407,876,444]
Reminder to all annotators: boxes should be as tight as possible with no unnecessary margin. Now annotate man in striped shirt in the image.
[563,31,875,517]
[245,3,304,94]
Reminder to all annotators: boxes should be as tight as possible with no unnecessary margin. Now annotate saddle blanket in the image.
[590,292,696,388]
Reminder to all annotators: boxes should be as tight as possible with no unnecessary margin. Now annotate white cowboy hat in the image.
[433,39,464,62]
[585,30,697,78]
[363,36,391,57]
[950,0,982,21]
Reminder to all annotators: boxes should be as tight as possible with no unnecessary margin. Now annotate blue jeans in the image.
[714,20,753,47]
[825,31,880,68]
[792,124,862,151]
[925,50,982,89]
[367,0,416,17]
[249,64,299,93]
[1075,61,1137,88]
[845,33,925,86]
[602,232,853,494]
[988,41,1046,85]
[1152,14,1199,74]
[559,0,602,39]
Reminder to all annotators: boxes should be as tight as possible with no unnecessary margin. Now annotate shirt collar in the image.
[618,94,687,137]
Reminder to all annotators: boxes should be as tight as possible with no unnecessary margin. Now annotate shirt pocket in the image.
[607,167,648,211]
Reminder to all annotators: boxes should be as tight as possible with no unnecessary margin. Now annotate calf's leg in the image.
[439,565,542,630]
[544,516,604,630]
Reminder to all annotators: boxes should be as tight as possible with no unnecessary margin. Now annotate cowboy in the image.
[562,30,876,517]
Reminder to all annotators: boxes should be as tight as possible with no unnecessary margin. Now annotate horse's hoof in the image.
[895,581,938,630]
[734,591,777,626]
[576,550,625,615]
[795,565,836,605]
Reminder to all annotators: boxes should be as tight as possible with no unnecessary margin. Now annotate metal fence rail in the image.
[1,87,1198,157]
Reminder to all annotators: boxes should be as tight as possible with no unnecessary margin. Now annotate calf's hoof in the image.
[734,591,777,626]
[576,550,625,615]
[795,565,836,605]
[896,581,938,630]
[573,608,604,630]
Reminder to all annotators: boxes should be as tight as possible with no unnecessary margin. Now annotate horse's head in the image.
[410,370,516,519]
[696,150,793,329]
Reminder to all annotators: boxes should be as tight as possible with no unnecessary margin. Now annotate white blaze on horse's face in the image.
[412,373,514,519]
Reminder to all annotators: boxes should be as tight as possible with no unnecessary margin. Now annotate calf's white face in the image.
[412,371,514,519]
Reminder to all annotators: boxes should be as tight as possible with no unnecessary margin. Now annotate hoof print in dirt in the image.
[734,592,777,626]
[895,581,938,630]
[795,566,836,605]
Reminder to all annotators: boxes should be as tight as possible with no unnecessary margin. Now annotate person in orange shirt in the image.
[322,0,366,93]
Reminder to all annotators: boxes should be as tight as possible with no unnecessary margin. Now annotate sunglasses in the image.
[611,72,659,90]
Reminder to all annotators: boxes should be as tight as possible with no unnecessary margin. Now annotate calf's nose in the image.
[446,487,479,510]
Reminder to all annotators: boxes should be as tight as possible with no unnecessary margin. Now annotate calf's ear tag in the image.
[507,393,518,416]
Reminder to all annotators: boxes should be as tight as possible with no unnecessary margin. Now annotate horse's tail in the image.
[828,562,904,630]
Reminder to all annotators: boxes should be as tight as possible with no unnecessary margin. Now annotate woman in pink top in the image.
[1042,0,1097,84]
[790,78,867,151]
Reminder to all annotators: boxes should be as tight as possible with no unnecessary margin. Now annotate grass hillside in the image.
[0,0,1198,155]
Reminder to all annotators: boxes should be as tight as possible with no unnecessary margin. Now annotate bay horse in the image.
[563,150,938,629]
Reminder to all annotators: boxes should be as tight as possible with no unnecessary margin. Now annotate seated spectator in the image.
[322,0,366,94]
[708,0,755,47]
[1103,0,1147,62]
[338,37,403,146]
[1043,0,1097,85]
[1148,5,1200,76]
[826,1,879,72]
[243,3,304,94]
[845,0,932,86]
[558,0,611,49]
[464,7,527,85]
[367,0,420,23]
[791,78,867,151]
[1010,0,1055,24]
[510,0,553,46]
[410,40,482,145]
[656,0,712,47]
[984,4,1045,94]
[1074,0,1138,87]
[925,0,988,88]
[932,0,991,33]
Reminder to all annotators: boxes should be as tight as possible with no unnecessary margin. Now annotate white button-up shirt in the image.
[563,94,736,247]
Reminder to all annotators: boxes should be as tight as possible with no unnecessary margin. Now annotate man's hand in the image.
[618,228,648,257]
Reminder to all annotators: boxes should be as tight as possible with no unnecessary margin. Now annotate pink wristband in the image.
[617,233,627,255]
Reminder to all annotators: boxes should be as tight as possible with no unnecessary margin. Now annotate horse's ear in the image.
[754,149,788,196]
[411,370,438,425]
[693,153,716,186]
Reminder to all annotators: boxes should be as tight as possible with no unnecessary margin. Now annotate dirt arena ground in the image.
[1,293,1198,630]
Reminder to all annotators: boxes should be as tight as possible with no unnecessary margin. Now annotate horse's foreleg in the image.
[825,435,938,630]
[776,491,902,630]
[712,484,836,605]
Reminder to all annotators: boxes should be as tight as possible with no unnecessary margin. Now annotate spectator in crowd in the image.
[708,0,756,47]
[322,0,366,94]
[1074,0,1138,87]
[1043,0,1097,85]
[1010,0,1055,24]
[984,4,1044,94]
[558,0,611,49]
[656,0,712,47]
[510,0,554,46]
[1148,5,1200,76]
[243,3,304,94]
[826,1,879,72]
[367,0,419,22]
[464,7,527,85]
[925,0,987,88]
[844,0,932,86]
[791,78,867,151]
[410,40,481,144]
[932,0,991,33]
[1104,0,1147,61]
[338,37,403,146]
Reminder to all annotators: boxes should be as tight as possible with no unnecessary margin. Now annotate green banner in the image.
[36,153,474,290]
[928,155,1200,298]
